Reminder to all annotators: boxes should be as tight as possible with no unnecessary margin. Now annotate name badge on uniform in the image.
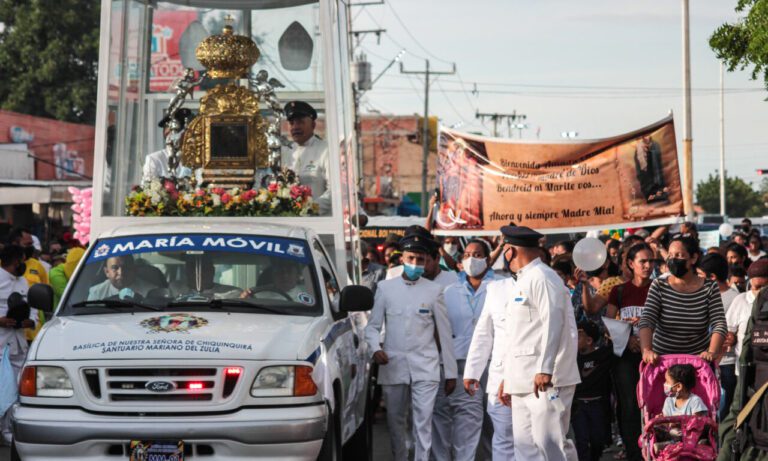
[419,308,430,314]
[512,295,527,304]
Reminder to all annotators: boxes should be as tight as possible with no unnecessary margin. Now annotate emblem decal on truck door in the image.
[140,313,209,333]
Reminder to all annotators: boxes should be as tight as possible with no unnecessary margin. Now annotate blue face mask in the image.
[403,263,425,280]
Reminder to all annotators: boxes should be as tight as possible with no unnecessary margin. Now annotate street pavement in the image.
[0,419,623,461]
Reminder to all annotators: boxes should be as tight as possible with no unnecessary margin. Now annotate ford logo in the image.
[145,380,176,393]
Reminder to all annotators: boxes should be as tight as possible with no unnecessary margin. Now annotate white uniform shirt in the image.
[720,286,743,366]
[727,290,757,374]
[465,277,515,400]
[141,148,191,184]
[749,251,766,262]
[0,268,35,359]
[364,276,457,384]
[443,271,497,360]
[285,136,330,214]
[502,258,581,394]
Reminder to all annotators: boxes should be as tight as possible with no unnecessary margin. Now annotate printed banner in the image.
[86,234,310,264]
[434,116,684,234]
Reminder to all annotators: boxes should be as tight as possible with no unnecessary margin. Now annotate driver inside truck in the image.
[169,255,239,299]
[87,255,159,300]
[240,261,308,303]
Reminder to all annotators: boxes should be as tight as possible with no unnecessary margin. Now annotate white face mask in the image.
[444,243,458,255]
[463,257,488,277]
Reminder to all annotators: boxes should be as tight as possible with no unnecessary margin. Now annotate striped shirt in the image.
[638,278,726,355]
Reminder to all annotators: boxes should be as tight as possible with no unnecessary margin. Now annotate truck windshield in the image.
[60,234,321,316]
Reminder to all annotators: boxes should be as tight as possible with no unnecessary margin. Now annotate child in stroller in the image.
[637,355,719,460]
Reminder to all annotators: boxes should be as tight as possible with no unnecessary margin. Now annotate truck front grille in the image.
[82,367,240,404]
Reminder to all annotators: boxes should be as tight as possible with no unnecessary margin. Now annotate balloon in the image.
[573,237,608,272]
[719,223,734,238]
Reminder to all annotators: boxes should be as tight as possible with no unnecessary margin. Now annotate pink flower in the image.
[195,189,205,197]
[163,179,177,193]
[221,193,231,204]
[290,184,302,199]
[242,190,257,201]
[267,183,278,193]
[301,185,312,199]
[212,187,226,196]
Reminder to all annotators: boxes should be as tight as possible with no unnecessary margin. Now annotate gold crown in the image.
[196,24,260,79]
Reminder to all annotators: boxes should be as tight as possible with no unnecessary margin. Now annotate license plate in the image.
[129,440,184,461]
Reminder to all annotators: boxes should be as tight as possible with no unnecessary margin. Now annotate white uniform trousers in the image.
[487,399,515,460]
[383,381,439,461]
[510,385,577,461]
[431,361,484,461]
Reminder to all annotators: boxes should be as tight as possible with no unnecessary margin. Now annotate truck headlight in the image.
[251,365,317,397]
[20,366,74,398]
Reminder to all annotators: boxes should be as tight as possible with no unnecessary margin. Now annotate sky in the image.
[352,0,768,191]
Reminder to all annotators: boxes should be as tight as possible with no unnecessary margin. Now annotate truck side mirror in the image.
[28,283,54,313]
[340,285,374,312]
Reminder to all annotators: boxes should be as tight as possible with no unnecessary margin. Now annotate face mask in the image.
[14,262,26,277]
[463,257,488,277]
[666,258,689,278]
[663,383,678,398]
[403,263,425,280]
[444,244,458,255]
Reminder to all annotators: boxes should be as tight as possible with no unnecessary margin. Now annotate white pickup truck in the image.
[11,222,374,461]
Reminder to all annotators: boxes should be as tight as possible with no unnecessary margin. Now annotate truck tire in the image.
[343,378,373,460]
[11,441,21,461]
[317,401,342,461]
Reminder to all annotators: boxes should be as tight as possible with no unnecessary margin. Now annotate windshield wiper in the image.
[71,299,163,311]
[167,299,286,315]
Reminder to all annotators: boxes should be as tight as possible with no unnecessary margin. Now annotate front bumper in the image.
[11,402,327,460]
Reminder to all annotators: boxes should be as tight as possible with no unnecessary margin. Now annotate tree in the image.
[695,173,767,218]
[0,0,100,123]
[710,0,768,89]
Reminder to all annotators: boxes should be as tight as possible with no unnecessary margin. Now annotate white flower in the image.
[149,180,162,192]
[270,198,280,209]
[211,194,221,207]
[150,192,162,205]
[277,187,291,199]
[257,192,268,203]
[182,193,194,202]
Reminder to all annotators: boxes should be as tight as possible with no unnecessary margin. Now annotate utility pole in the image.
[719,61,726,218]
[475,111,527,137]
[682,0,694,220]
[400,59,456,216]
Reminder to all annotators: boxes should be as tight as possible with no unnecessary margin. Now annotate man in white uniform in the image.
[726,259,768,376]
[364,235,458,461]
[0,245,36,445]
[141,108,194,183]
[87,255,159,300]
[464,246,516,460]
[498,225,580,461]
[283,101,330,215]
[431,240,497,461]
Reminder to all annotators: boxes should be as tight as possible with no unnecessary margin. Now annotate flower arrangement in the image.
[125,179,317,217]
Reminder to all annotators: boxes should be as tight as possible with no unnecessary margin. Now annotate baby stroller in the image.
[637,354,720,460]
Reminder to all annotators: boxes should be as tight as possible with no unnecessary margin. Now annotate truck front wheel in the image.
[317,401,342,461]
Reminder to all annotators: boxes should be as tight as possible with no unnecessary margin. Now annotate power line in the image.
[385,1,452,65]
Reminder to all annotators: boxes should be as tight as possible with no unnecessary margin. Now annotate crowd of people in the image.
[359,217,768,461]
[0,227,85,445]
[1,217,767,460]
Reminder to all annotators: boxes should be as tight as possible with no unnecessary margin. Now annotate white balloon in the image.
[719,223,734,238]
[573,237,608,272]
